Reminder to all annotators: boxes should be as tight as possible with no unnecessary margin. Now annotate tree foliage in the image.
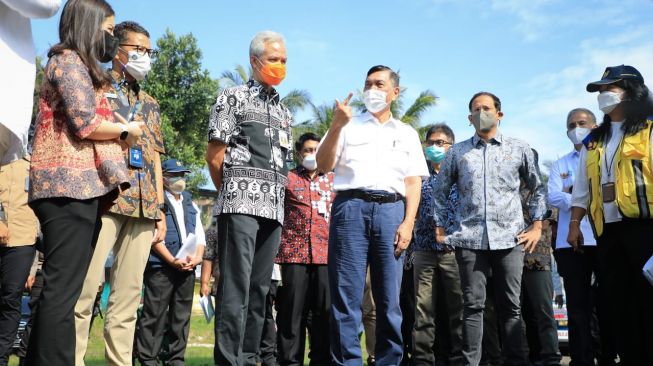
[144,29,219,191]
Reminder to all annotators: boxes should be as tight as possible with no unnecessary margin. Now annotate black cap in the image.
[586,65,644,92]
[162,159,191,173]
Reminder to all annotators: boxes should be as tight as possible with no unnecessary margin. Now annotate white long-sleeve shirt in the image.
[572,121,653,224]
[548,149,596,249]
[0,0,61,163]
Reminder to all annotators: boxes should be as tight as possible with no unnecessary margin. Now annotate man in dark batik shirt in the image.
[74,21,167,366]
[206,30,293,366]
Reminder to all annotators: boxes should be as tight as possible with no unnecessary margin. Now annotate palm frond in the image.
[401,90,437,127]
[281,89,312,114]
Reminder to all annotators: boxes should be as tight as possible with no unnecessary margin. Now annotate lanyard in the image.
[111,81,144,122]
[603,134,622,181]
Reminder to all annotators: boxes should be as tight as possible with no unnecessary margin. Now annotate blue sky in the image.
[30,0,653,165]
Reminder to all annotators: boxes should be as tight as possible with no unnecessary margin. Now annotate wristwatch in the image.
[119,124,129,140]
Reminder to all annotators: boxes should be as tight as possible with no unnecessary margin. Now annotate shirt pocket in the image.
[344,134,373,163]
[386,142,411,175]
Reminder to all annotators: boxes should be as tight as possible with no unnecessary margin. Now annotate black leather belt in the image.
[338,189,404,203]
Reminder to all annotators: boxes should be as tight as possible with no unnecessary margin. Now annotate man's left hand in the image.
[517,224,542,253]
[152,215,166,244]
[394,221,413,258]
[0,222,9,245]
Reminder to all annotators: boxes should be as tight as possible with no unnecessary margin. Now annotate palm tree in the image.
[219,64,311,115]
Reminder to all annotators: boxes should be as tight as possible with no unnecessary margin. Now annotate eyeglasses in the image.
[120,44,158,58]
[424,139,452,147]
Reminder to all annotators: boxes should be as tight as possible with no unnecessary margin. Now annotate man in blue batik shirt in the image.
[433,92,546,366]
[412,123,464,366]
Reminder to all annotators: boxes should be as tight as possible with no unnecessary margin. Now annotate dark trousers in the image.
[456,246,527,366]
[521,270,561,366]
[598,220,653,366]
[554,247,615,366]
[480,281,501,366]
[400,266,415,366]
[136,266,195,366]
[329,197,405,366]
[25,197,101,366]
[0,245,35,365]
[260,280,278,366]
[214,214,282,366]
[276,264,330,366]
[16,269,44,361]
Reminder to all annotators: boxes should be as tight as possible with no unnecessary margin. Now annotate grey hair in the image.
[249,30,285,58]
[566,108,597,126]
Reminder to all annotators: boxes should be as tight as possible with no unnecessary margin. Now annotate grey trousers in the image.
[412,250,463,366]
[213,214,282,366]
[456,246,527,366]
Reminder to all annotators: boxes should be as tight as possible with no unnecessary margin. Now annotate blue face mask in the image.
[425,145,446,163]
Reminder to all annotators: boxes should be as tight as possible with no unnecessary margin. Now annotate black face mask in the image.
[98,30,119,63]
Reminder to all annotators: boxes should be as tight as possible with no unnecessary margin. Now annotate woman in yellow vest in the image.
[568,65,653,365]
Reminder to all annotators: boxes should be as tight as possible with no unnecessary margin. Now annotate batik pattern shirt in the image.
[29,50,129,202]
[433,133,546,250]
[208,80,293,225]
[106,71,165,219]
[414,165,458,252]
[276,168,334,264]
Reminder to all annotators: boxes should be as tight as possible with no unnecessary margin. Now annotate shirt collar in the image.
[110,70,140,95]
[361,111,399,127]
[165,190,184,203]
[247,79,281,104]
[296,165,323,179]
[472,131,503,146]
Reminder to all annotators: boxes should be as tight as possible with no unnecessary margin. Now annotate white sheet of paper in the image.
[199,295,215,323]
[175,232,197,260]
[643,254,653,287]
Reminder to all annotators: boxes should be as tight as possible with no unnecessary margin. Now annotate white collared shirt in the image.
[323,112,429,195]
[548,149,596,248]
[165,191,206,247]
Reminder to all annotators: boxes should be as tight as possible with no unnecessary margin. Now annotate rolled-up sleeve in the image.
[571,148,590,209]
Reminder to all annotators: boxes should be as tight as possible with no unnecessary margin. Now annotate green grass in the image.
[8,283,370,365]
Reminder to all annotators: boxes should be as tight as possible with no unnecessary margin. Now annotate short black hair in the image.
[468,92,501,112]
[114,21,150,44]
[295,132,321,152]
[425,123,455,144]
[367,65,400,87]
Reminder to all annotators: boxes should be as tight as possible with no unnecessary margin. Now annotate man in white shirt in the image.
[0,0,60,164]
[316,65,429,365]
[548,108,616,366]
[135,159,205,366]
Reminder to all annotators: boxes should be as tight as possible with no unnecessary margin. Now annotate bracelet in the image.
[570,219,581,224]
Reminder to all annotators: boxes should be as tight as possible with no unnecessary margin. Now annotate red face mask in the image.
[256,58,286,86]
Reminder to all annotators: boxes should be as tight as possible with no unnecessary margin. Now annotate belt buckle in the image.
[368,194,386,203]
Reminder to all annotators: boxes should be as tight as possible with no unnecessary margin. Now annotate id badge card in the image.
[129,147,143,169]
[602,182,616,203]
[279,131,291,149]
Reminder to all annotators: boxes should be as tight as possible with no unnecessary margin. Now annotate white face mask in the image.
[363,89,388,113]
[123,50,151,81]
[301,154,317,171]
[597,91,622,114]
[567,127,591,145]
